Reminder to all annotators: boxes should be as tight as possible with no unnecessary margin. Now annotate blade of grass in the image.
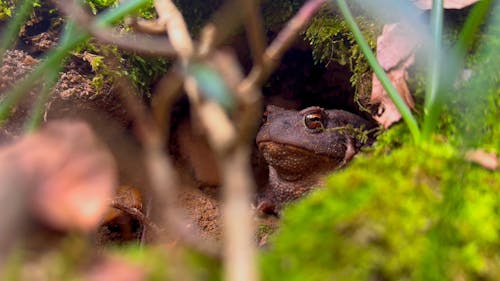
[422,0,443,139]
[0,23,85,121]
[24,66,61,132]
[445,0,494,85]
[0,0,150,122]
[0,0,35,65]
[331,0,420,142]
[456,0,493,59]
[435,0,493,98]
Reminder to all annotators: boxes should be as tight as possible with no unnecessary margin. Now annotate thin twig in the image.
[154,0,194,61]
[53,0,177,57]
[126,17,167,35]
[241,0,266,66]
[245,0,326,87]
[108,55,221,257]
[182,51,259,281]
[199,1,245,55]
[220,146,258,281]
[110,202,161,234]
[151,68,184,136]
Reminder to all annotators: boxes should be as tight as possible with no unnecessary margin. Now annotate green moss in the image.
[84,0,118,15]
[261,142,500,281]
[107,244,221,281]
[76,41,169,96]
[4,240,221,281]
[122,53,169,97]
[0,0,14,20]
[83,0,156,19]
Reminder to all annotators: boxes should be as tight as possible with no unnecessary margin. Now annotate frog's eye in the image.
[304,112,325,131]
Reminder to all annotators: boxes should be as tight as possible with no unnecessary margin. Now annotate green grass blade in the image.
[0,23,84,121]
[24,66,61,132]
[422,0,443,138]
[332,0,420,142]
[0,0,35,64]
[456,0,493,58]
[0,0,150,122]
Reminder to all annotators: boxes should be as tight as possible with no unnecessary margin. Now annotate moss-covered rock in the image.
[261,140,500,281]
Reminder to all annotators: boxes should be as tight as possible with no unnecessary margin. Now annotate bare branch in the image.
[183,51,260,281]
[245,0,326,86]
[199,1,245,55]
[151,68,184,136]
[110,203,160,234]
[103,52,219,257]
[221,146,258,281]
[154,0,194,60]
[126,17,167,35]
[52,0,177,57]
[241,0,266,66]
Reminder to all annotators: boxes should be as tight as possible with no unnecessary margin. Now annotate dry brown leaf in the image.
[86,256,146,281]
[413,0,480,10]
[0,120,117,232]
[465,149,498,170]
[370,23,417,128]
[376,23,420,71]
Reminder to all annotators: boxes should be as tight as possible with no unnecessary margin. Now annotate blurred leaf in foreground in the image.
[0,120,117,232]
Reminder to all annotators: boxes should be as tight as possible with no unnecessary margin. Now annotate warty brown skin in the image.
[256,105,374,214]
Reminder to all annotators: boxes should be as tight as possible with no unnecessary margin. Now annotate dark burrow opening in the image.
[261,40,363,114]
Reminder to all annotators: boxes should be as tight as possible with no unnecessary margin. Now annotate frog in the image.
[256,105,375,214]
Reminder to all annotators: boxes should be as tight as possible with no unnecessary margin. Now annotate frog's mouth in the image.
[258,141,336,158]
[257,141,343,174]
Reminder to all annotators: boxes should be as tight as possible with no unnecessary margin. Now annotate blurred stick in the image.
[116,76,220,257]
[110,202,160,234]
[183,51,260,281]
[104,52,219,256]
[221,146,258,281]
[154,0,194,61]
[245,0,326,87]
[127,17,167,35]
[241,0,266,66]
[199,1,245,55]
[53,0,177,57]
[151,69,184,135]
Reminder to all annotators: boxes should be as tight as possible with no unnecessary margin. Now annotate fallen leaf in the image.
[370,23,417,128]
[376,23,420,71]
[465,149,498,170]
[0,120,117,232]
[413,0,480,10]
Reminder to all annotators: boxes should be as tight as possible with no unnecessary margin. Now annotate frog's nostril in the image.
[281,120,292,129]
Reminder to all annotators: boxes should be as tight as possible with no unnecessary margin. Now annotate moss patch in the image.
[261,141,500,281]
[0,0,14,20]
